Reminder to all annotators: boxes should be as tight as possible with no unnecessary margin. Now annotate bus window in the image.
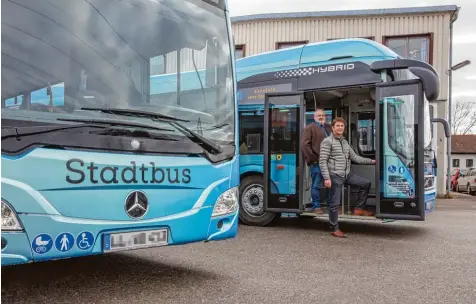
[247,133,261,153]
[387,96,416,164]
[270,108,298,153]
[4,95,23,109]
[357,112,376,157]
[239,110,264,154]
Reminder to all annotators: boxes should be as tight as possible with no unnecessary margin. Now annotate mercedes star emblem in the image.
[130,139,140,150]
[125,191,149,219]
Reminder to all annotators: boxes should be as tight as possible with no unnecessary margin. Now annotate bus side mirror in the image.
[430,118,450,138]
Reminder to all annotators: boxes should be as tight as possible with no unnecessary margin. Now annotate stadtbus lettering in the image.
[66,159,191,184]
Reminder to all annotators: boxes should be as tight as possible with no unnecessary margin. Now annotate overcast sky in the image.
[228,0,476,101]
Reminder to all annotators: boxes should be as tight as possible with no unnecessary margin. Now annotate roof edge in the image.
[231,5,459,23]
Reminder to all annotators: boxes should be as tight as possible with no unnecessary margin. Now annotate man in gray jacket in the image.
[319,117,375,238]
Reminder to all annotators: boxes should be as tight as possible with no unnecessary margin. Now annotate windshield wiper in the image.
[57,118,175,133]
[1,124,109,139]
[205,123,229,130]
[170,121,222,154]
[80,108,223,154]
[81,107,190,122]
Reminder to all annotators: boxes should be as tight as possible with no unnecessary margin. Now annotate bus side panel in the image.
[270,153,295,195]
[0,232,33,266]
[239,154,264,176]
[424,191,436,212]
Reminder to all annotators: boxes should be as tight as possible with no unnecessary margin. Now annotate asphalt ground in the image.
[2,198,476,304]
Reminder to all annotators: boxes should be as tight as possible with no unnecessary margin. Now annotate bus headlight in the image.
[212,187,238,217]
[1,200,23,231]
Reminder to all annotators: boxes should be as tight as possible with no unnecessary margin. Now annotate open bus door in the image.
[373,59,440,221]
[263,92,305,213]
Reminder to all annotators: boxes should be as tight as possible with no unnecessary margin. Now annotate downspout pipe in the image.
[446,7,460,197]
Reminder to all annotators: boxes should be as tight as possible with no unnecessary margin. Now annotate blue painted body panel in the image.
[1,149,239,266]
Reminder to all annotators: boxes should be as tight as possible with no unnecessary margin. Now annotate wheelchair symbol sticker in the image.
[76,231,94,251]
[32,234,53,254]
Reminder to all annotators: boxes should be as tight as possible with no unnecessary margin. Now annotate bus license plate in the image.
[103,228,168,252]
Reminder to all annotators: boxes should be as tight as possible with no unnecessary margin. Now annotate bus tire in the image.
[239,175,278,226]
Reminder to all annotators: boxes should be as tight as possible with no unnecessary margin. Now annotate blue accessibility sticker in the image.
[55,233,75,252]
[32,234,53,254]
[76,231,94,251]
[399,166,405,174]
[388,165,397,173]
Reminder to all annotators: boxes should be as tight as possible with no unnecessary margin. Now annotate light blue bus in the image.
[235,38,449,226]
[1,0,239,266]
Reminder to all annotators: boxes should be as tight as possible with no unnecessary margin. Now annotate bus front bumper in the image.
[1,206,238,267]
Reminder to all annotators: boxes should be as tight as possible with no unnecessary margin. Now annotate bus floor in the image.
[281,203,390,222]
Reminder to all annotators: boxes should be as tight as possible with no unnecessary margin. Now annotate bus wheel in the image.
[239,175,277,226]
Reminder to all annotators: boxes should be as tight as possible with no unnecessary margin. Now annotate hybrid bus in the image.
[1,0,239,266]
[235,38,450,226]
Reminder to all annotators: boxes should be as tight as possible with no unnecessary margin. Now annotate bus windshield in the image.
[2,0,234,153]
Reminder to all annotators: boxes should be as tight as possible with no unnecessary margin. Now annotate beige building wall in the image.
[231,6,459,196]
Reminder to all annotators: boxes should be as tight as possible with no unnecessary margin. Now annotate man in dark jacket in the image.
[301,109,332,214]
[319,117,375,238]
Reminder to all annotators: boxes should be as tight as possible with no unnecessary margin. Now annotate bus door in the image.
[304,107,338,210]
[263,92,305,213]
[375,80,425,220]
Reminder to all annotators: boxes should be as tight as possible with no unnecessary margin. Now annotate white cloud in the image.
[453,34,476,45]
[453,90,476,98]
[466,75,476,80]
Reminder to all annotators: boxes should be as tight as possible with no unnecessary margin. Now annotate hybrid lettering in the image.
[312,63,355,73]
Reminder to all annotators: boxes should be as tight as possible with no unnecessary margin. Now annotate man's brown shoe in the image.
[313,208,324,214]
[353,208,374,216]
[331,230,347,238]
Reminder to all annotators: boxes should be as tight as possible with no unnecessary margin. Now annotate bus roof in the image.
[236,38,400,82]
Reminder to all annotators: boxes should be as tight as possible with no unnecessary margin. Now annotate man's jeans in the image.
[328,172,371,231]
[310,164,330,209]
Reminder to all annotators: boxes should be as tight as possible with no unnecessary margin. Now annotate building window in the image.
[384,34,432,64]
[467,159,473,168]
[235,45,245,59]
[453,159,460,167]
[276,41,308,50]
